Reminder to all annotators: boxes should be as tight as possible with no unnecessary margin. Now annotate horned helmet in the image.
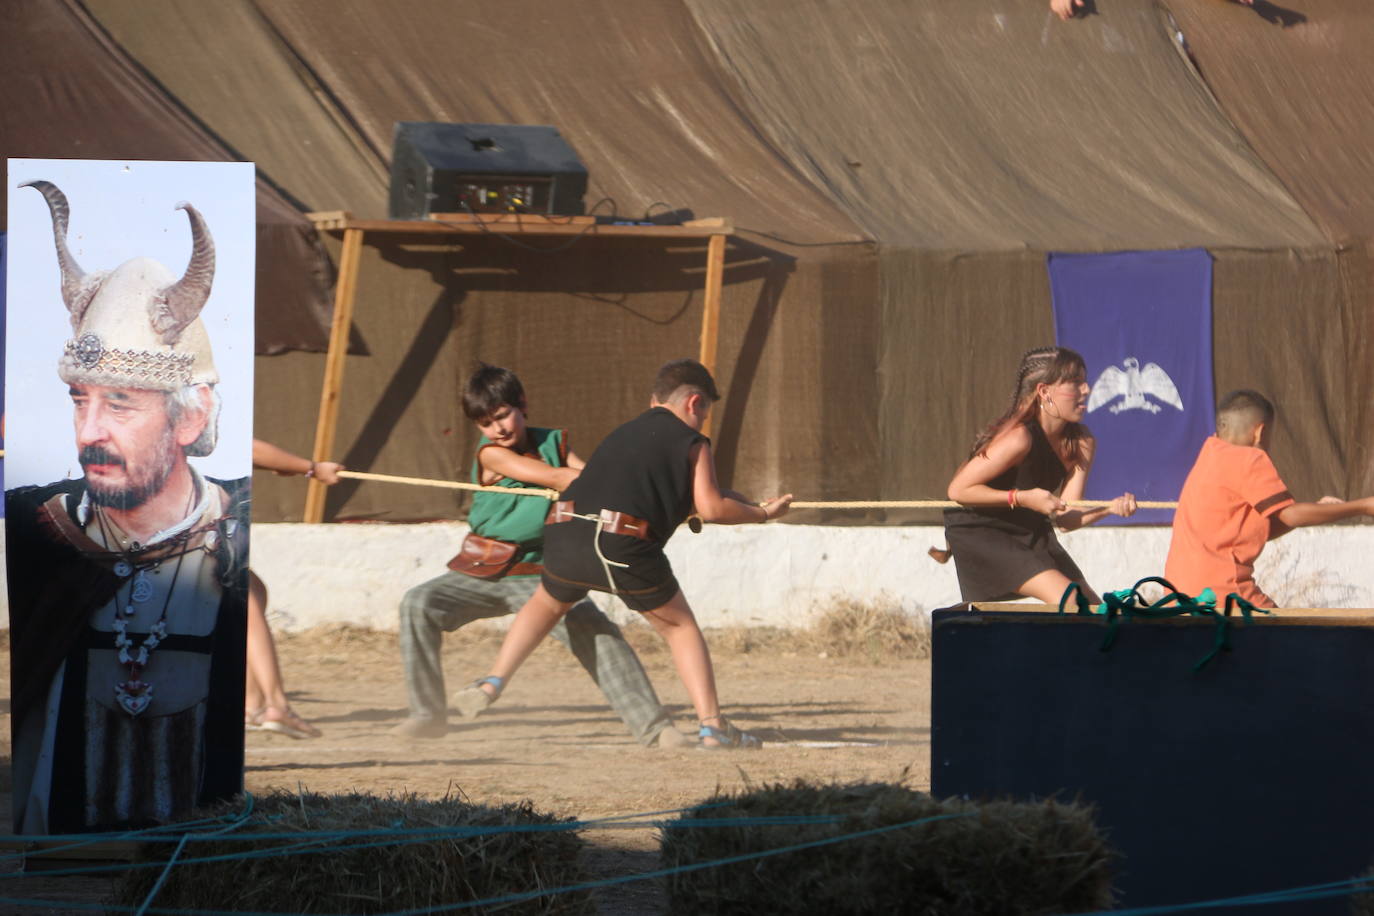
[21,179,219,392]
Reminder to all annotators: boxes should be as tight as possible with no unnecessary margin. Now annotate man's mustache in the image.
[79,446,125,468]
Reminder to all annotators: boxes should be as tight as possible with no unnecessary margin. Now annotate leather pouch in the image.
[447,532,519,579]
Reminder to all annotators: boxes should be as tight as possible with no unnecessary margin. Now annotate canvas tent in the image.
[0,0,336,356]
[4,0,1369,523]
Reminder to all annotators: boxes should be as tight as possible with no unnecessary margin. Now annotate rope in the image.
[4,801,1374,914]
[335,470,1178,509]
[1058,577,1269,671]
[338,470,558,500]
[0,810,976,916]
[789,498,1178,509]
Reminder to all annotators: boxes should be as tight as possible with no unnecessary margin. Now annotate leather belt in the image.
[546,500,654,541]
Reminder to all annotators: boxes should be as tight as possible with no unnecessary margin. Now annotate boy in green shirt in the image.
[390,365,685,746]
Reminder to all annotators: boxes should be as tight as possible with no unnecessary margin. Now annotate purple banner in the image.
[1049,249,1215,525]
[1,230,6,512]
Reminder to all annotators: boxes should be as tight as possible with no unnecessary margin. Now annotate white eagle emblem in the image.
[1087,357,1184,415]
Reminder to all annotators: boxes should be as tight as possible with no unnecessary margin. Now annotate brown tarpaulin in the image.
[1168,0,1374,496]
[87,0,880,520]
[0,0,335,355]
[684,0,1323,250]
[685,0,1350,518]
[12,0,1370,521]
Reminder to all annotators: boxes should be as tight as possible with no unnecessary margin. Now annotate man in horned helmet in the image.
[6,180,248,835]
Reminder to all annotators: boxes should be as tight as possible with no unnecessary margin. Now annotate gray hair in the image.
[165,383,221,457]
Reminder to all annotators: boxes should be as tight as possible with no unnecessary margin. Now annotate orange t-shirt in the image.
[1165,436,1295,608]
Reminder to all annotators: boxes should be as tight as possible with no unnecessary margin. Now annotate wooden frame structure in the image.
[302,211,735,523]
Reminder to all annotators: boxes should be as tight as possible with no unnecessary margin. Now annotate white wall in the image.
[6,522,1371,631]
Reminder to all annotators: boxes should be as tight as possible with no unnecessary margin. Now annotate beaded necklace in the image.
[93,486,196,717]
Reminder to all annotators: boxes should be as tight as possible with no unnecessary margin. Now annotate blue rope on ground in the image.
[0,805,256,866]
[1067,871,1374,915]
[135,834,188,916]
[0,810,976,916]
[0,796,714,852]
[7,795,1371,916]
[1,814,855,882]
[0,806,844,883]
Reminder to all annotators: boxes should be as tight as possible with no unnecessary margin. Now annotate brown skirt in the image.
[943,509,1098,604]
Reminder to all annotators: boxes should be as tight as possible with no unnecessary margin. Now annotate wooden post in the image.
[304,227,364,522]
[698,233,726,439]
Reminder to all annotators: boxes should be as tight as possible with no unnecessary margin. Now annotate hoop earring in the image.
[1041,398,1062,419]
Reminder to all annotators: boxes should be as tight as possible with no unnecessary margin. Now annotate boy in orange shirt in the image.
[1165,390,1374,607]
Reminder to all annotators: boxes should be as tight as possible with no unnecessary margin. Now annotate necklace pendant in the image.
[130,570,154,603]
[115,679,153,716]
[113,559,134,578]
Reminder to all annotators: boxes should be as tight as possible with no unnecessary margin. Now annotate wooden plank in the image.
[682,217,729,229]
[304,227,364,523]
[963,602,1374,623]
[426,212,596,226]
[305,210,352,231]
[698,233,727,440]
[312,216,733,238]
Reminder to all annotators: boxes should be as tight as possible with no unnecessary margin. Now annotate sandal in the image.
[245,708,266,731]
[257,706,321,740]
[454,676,504,719]
[698,716,762,751]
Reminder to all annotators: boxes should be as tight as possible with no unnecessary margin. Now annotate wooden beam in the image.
[310,213,733,239]
[698,233,727,439]
[304,227,364,522]
[304,210,352,231]
[427,212,595,226]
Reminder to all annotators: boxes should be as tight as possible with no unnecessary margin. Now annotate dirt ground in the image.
[0,623,932,914]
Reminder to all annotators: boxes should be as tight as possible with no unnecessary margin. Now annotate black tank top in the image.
[943,421,1071,530]
[563,407,706,545]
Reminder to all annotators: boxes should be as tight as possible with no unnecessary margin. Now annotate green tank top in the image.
[466,427,566,572]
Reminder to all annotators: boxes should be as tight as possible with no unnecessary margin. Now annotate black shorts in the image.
[539,519,681,612]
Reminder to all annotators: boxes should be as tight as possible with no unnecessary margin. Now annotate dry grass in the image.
[110,790,593,915]
[801,595,931,660]
[660,779,1116,915]
[278,595,931,665]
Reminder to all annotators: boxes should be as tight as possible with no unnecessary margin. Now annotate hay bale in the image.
[112,790,592,914]
[1352,866,1374,916]
[660,780,1115,915]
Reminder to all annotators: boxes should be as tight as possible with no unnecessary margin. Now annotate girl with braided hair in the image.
[943,346,1137,604]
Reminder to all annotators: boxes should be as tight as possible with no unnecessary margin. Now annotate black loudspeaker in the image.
[388,122,588,219]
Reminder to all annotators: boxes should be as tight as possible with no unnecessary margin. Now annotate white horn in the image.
[19,180,90,323]
[153,201,216,343]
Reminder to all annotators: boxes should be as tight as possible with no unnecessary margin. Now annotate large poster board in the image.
[5,159,254,834]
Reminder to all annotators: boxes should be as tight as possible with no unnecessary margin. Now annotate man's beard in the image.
[80,427,179,511]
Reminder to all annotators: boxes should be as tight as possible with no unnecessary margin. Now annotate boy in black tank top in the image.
[468,359,793,749]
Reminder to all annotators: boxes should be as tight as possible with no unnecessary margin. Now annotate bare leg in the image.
[1016,569,1098,606]
[244,570,276,714]
[245,569,319,738]
[640,590,720,724]
[482,584,574,694]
